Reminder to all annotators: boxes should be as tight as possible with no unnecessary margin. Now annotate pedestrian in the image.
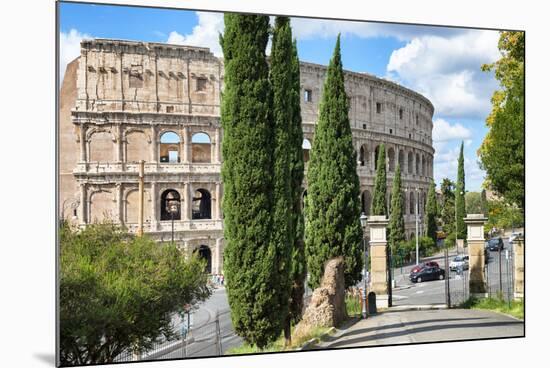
[220,274,224,286]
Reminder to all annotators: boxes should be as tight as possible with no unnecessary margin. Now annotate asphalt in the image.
[311,308,524,349]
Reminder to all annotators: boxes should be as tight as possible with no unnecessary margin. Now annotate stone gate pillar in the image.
[513,236,524,300]
[368,215,389,308]
[465,214,488,296]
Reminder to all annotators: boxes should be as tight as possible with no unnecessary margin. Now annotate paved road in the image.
[313,308,524,349]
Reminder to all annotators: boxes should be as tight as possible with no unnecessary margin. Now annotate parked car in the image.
[487,237,504,251]
[410,266,445,283]
[509,232,523,243]
[450,255,469,272]
[410,261,440,274]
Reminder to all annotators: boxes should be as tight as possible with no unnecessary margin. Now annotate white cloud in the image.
[290,17,461,41]
[433,143,485,191]
[432,118,471,142]
[167,12,224,57]
[386,30,500,119]
[60,29,92,82]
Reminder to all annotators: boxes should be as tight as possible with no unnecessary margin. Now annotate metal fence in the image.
[485,244,515,301]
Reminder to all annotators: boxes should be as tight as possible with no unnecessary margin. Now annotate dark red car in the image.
[410,261,439,274]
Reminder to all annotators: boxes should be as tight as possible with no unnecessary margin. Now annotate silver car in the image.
[450,255,469,272]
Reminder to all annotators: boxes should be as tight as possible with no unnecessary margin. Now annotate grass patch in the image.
[460,296,524,320]
[346,294,362,317]
[225,325,334,355]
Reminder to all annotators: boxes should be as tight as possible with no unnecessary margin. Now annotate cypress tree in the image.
[270,16,297,345]
[456,142,467,239]
[286,39,307,337]
[388,164,405,251]
[426,180,438,243]
[305,35,363,289]
[372,144,387,216]
[219,14,279,348]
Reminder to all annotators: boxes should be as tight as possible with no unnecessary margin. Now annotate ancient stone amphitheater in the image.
[59,39,434,275]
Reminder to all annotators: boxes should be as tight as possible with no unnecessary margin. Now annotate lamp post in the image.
[415,187,420,265]
[167,199,180,245]
[360,212,368,319]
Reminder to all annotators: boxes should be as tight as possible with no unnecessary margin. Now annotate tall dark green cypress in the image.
[456,142,467,239]
[426,180,438,243]
[220,14,279,348]
[372,144,387,216]
[388,164,405,251]
[287,39,306,331]
[270,16,295,345]
[305,35,363,289]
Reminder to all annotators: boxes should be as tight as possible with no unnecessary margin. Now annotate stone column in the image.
[513,236,524,300]
[215,182,221,220]
[79,183,87,225]
[368,215,389,308]
[182,183,190,220]
[150,181,158,231]
[115,126,122,163]
[214,128,221,163]
[116,183,123,224]
[465,214,488,296]
[151,126,158,163]
[215,238,223,274]
[79,125,87,162]
[183,126,191,163]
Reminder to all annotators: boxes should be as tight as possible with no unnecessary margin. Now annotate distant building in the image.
[59,39,435,274]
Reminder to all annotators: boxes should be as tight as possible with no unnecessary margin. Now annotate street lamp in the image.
[415,187,420,265]
[167,197,180,245]
[360,212,368,319]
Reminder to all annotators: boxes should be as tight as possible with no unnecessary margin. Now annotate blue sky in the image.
[59,1,503,192]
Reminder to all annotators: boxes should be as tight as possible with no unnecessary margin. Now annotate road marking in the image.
[415,290,424,294]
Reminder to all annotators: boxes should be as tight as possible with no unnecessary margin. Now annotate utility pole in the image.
[137,160,145,237]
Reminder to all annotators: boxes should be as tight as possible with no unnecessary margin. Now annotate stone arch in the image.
[303,138,312,162]
[160,189,181,221]
[89,189,115,223]
[192,132,211,163]
[361,190,371,216]
[194,245,212,274]
[125,129,151,163]
[359,145,366,167]
[415,153,420,175]
[398,149,405,172]
[407,151,413,174]
[124,188,152,224]
[192,188,212,219]
[421,155,425,176]
[88,130,115,162]
[374,145,381,170]
[388,147,396,172]
[159,131,181,163]
[409,191,415,215]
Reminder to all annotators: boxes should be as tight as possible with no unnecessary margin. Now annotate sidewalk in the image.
[311,308,524,349]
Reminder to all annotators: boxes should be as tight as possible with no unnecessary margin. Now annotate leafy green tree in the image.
[480,189,488,216]
[456,142,466,239]
[220,14,281,348]
[59,223,210,365]
[287,38,307,336]
[466,191,482,214]
[480,31,524,209]
[425,180,438,243]
[388,164,405,252]
[372,144,387,216]
[486,199,524,232]
[305,35,363,289]
[439,178,456,236]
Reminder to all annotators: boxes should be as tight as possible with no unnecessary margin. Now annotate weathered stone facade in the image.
[59,39,435,275]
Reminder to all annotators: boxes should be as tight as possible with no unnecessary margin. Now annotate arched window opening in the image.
[192,132,211,163]
[388,148,395,172]
[192,189,212,219]
[374,145,381,170]
[303,139,311,162]
[359,146,365,166]
[398,150,405,172]
[160,132,180,163]
[415,153,420,175]
[361,190,371,216]
[195,245,212,274]
[407,152,413,174]
[410,192,415,215]
[161,189,181,221]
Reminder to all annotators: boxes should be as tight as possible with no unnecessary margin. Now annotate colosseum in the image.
[59,39,434,275]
